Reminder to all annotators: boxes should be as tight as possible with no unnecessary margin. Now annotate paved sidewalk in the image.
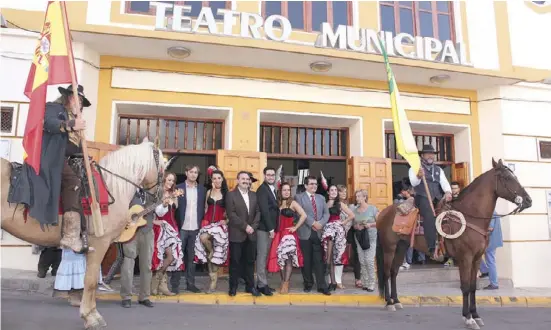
[3,267,551,307]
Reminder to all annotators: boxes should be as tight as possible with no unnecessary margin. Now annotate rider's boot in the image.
[429,244,444,263]
[60,211,85,254]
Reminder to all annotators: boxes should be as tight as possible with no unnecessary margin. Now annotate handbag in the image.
[355,228,370,250]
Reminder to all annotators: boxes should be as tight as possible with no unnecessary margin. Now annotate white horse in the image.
[1,137,165,329]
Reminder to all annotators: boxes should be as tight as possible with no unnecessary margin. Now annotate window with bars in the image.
[379,1,455,42]
[262,1,353,32]
[539,140,551,160]
[125,1,230,19]
[1,107,14,134]
[118,116,223,153]
[385,132,453,164]
[260,123,347,159]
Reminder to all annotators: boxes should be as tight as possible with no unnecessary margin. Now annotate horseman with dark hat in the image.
[10,84,90,253]
[407,144,452,261]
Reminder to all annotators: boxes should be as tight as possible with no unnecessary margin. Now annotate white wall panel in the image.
[509,241,551,287]
[111,68,471,115]
[503,135,538,161]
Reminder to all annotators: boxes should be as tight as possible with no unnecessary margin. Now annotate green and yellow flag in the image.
[379,39,420,174]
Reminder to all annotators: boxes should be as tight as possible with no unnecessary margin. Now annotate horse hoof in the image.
[394,303,403,310]
[84,321,102,330]
[90,310,107,328]
[385,304,396,312]
[474,318,484,327]
[464,318,481,330]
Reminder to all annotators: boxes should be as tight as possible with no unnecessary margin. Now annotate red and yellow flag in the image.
[23,1,73,174]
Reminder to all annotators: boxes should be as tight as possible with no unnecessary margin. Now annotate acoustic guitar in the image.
[116,189,184,243]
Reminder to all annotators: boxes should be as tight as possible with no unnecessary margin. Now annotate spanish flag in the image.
[379,39,421,174]
[23,1,73,174]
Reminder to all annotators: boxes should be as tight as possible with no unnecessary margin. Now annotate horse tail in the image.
[376,230,385,298]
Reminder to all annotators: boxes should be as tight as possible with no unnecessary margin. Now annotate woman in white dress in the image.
[53,248,111,306]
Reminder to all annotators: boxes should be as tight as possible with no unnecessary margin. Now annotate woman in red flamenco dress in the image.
[194,168,229,293]
[151,172,184,296]
[267,182,307,294]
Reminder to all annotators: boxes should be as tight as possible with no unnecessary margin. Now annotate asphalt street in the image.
[2,291,551,330]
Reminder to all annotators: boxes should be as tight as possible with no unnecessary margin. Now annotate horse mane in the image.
[454,166,495,202]
[98,142,159,202]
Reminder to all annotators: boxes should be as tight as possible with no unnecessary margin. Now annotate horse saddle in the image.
[392,208,419,236]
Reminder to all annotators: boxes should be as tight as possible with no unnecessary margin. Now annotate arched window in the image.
[379,1,455,42]
[262,1,353,33]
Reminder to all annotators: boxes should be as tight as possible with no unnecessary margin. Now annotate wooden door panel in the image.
[87,141,120,162]
[452,162,469,188]
[216,150,267,191]
[348,157,392,211]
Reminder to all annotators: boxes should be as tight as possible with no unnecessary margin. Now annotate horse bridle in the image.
[94,146,163,202]
[495,167,524,215]
[450,167,524,220]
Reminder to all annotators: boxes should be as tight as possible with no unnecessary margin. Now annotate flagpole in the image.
[60,2,104,238]
[422,176,436,216]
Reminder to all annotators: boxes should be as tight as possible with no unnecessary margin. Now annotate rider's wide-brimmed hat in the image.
[246,171,258,183]
[58,84,91,107]
[419,144,438,155]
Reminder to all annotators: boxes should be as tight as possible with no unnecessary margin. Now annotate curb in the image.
[95,293,551,307]
[1,277,54,295]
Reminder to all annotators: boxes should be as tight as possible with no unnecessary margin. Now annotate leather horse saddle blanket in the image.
[392,208,424,236]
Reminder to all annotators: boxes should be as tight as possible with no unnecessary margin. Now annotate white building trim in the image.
[110,68,471,115]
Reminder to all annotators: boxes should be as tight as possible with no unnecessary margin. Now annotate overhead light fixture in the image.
[429,74,451,85]
[167,46,191,59]
[310,61,332,72]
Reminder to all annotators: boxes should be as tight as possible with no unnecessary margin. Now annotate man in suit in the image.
[173,165,206,293]
[294,175,331,295]
[121,189,155,308]
[255,167,279,296]
[225,171,261,297]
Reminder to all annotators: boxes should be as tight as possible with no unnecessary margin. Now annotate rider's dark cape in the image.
[8,102,71,226]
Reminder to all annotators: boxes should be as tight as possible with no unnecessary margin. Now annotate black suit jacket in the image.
[225,188,260,243]
[256,182,279,232]
[175,182,207,231]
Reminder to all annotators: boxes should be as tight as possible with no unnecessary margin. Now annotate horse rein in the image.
[93,146,163,201]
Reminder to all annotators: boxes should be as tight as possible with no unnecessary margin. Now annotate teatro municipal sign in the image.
[153,2,470,66]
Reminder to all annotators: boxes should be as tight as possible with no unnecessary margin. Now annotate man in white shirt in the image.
[408,145,452,261]
[173,165,206,293]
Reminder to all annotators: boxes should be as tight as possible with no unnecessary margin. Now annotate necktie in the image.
[311,194,318,220]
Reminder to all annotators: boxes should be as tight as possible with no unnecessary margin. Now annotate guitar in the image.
[116,189,184,243]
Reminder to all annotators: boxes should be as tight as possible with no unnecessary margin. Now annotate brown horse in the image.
[375,159,532,330]
[1,138,165,330]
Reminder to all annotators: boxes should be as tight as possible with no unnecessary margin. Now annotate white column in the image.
[72,42,100,141]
